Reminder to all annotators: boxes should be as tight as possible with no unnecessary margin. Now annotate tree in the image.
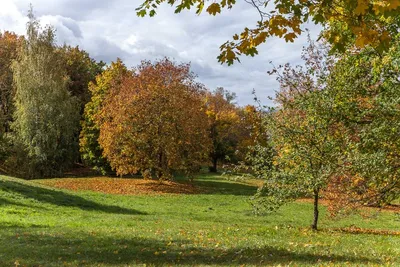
[59,45,105,111]
[253,41,341,230]
[0,31,22,133]
[253,36,400,228]
[80,59,128,174]
[97,58,211,180]
[0,31,22,164]
[235,104,274,174]
[205,87,241,172]
[11,10,80,178]
[137,0,400,64]
[324,35,400,214]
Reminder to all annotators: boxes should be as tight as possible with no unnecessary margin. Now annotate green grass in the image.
[0,174,398,266]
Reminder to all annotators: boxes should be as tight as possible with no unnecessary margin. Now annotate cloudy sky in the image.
[1,0,320,106]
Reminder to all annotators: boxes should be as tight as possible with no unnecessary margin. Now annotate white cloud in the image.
[1,0,322,106]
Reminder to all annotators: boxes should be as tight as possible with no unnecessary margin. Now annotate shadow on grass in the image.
[194,179,258,196]
[0,197,34,208]
[0,221,47,228]
[0,180,145,215]
[0,231,382,266]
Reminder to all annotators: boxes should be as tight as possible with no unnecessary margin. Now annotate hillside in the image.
[0,174,399,266]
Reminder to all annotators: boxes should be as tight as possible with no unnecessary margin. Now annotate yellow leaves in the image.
[351,22,382,48]
[205,110,216,118]
[353,175,365,186]
[388,0,400,10]
[268,15,300,41]
[372,0,400,14]
[253,32,268,46]
[355,35,368,47]
[284,32,297,42]
[137,0,399,65]
[333,35,341,44]
[355,0,370,15]
[206,3,221,15]
[269,27,287,38]
[225,47,236,62]
[372,0,387,14]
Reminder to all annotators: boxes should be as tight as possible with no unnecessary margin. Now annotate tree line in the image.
[0,11,263,179]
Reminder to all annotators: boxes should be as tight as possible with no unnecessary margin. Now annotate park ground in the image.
[0,173,399,266]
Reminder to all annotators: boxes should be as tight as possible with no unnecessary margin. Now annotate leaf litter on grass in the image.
[39,177,202,195]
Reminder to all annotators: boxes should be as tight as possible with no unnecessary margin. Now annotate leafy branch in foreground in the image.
[137,0,400,64]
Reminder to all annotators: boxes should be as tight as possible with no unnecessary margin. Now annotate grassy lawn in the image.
[0,173,398,266]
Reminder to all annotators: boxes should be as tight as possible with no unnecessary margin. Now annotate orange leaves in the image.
[40,177,201,195]
[330,226,400,236]
[97,58,211,179]
[0,31,22,128]
[80,59,130,173]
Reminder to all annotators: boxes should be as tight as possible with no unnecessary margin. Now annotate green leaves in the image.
[11,13,80,178]
[80,59,128,175]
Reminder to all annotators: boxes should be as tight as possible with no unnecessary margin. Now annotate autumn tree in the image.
[11,11,80,178]
[137,0,400,64]
[235,104,274,174]
[80,59,129,174]
[205,87,241,172]
[97,58,211,180]
[0,31,22,133]
[0,31,22,163]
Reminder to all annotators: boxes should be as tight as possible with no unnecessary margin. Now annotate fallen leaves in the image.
[39,177,202,195]
[328,226,400,236]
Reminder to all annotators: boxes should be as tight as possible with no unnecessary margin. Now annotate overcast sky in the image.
[1,0,321,106]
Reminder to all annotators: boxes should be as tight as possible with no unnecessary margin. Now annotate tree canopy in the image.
[137,0,400,64]
[80,59,128,174]
[252,35,400,228]
[11,11,80,177]
[97,58,211,179]
[0,31,22,133]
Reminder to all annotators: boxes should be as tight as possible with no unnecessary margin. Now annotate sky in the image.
[0,0,321,106]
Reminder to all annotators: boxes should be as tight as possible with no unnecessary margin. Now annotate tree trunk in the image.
[311,188,319,231]
[209,157,218,172]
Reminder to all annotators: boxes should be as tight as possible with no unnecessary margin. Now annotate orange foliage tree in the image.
[205,88,241,172]
[80,59,129,174]
[97,59,211,180]
[0,31,22,133]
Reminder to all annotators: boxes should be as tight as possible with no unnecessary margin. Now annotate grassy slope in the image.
[0,174,398,266]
